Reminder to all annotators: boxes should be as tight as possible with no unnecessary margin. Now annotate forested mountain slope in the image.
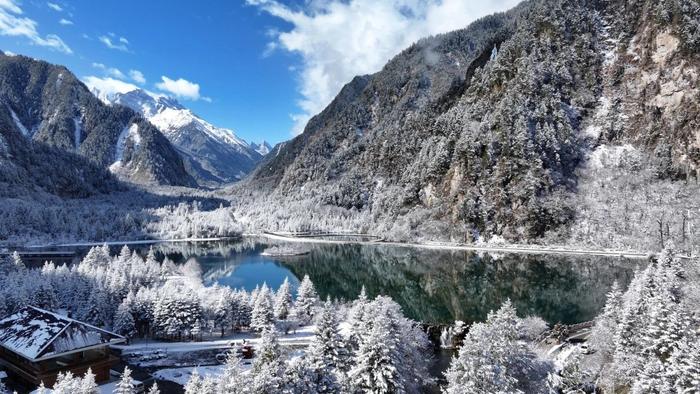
[244,0,700,248]
[0,53,195,195]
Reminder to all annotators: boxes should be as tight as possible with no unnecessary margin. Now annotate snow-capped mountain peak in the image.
[100,88,264,185]
[250,141,273,156]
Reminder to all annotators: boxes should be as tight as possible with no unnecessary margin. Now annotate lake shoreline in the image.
[258,231,655,259]
[14,232,660,259]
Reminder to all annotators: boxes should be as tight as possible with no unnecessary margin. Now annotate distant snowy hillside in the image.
[103,89,263,186]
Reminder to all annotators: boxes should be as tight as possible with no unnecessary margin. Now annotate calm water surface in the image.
[62,237,644,325]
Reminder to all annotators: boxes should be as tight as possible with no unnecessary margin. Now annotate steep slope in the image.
[247,0,700,243]
[0,53,195,189]
[107,89,262,186]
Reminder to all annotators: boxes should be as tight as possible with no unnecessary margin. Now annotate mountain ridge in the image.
[243,0,700,244]
[0,53,196,194]
[103,88,263,186]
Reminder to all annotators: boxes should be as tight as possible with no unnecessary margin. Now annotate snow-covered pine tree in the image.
[631,357,675,394]
[282,357,323,394]
[444,300,528,394]
[589,280,624,363]
[274,277,293,320]
[293,274,319,325]
[213,289,233,336]
[199,376,218,394]
[347,285,370,350]
[668,332,700,392]
[251,284,274,332]
[253,326,282,373]
[233,289,252,329]
[114,367,135,394]
[11,251,26,271]
[183,369,203,394]
[251,327,284,392]
[146,383,161,394]
[350,313,404,393]
[113,301,137,339]
[218,353,250,393]
[309,298,349,373]
[52,372,82,394]
[80,368,98,394]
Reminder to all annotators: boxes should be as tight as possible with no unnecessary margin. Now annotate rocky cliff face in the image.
[247,0,700,242]
[0,53,196,194]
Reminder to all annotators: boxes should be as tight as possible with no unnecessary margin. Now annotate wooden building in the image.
[0,306,125,387]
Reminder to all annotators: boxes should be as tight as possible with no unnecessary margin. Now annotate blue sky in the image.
[0,0,521,144]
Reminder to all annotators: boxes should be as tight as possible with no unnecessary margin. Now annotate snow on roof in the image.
[0,306,125,362]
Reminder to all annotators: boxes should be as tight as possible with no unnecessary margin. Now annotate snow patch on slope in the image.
[9,107,30,137]
[73,117,82,149]
[110,123,140,172]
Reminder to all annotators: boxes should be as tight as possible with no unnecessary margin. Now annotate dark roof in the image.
[0,306,125,361]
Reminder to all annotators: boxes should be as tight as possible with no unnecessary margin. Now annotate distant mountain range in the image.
[0,52,195,196]
[0,51,273,197]
[98,88,266,186]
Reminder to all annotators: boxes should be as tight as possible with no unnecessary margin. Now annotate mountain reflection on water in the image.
[139,238,644,325]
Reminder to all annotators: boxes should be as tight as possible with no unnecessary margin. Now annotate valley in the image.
[0,0,699,392]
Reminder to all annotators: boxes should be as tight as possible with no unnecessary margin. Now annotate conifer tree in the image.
[183,369,202,394]
[251,284,274,332]
[293,274,319,325]
[350,314,403,393]
[81,368,98,394]
[114,301,137,339]
[219,354,250,393]
[114,367,135,394]
[274,277,293,320]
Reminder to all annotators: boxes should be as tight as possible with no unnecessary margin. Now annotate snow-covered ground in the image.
[112,326,317,385]
[153,365,229,385]
[114,325,316,355]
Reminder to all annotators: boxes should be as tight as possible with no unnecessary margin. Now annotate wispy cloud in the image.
[91,62,125,79]
[47,2,62,12]
[128,69,145,84]
[156,76,205,101]
[0,0,72,53]
[58,18,72,25]
[98,34,130,52]
[248,0,520,135]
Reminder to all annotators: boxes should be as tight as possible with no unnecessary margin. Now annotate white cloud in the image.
[249,0,520,135]
[91,62,126,79]
[0,0,21,14]
[0,0,72,53]
[155,76,203,101]
[82,76,138,101]
[99,35,129,52]
[47,2,62,12]
[58,18,72,25]
[129,69,145,84]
